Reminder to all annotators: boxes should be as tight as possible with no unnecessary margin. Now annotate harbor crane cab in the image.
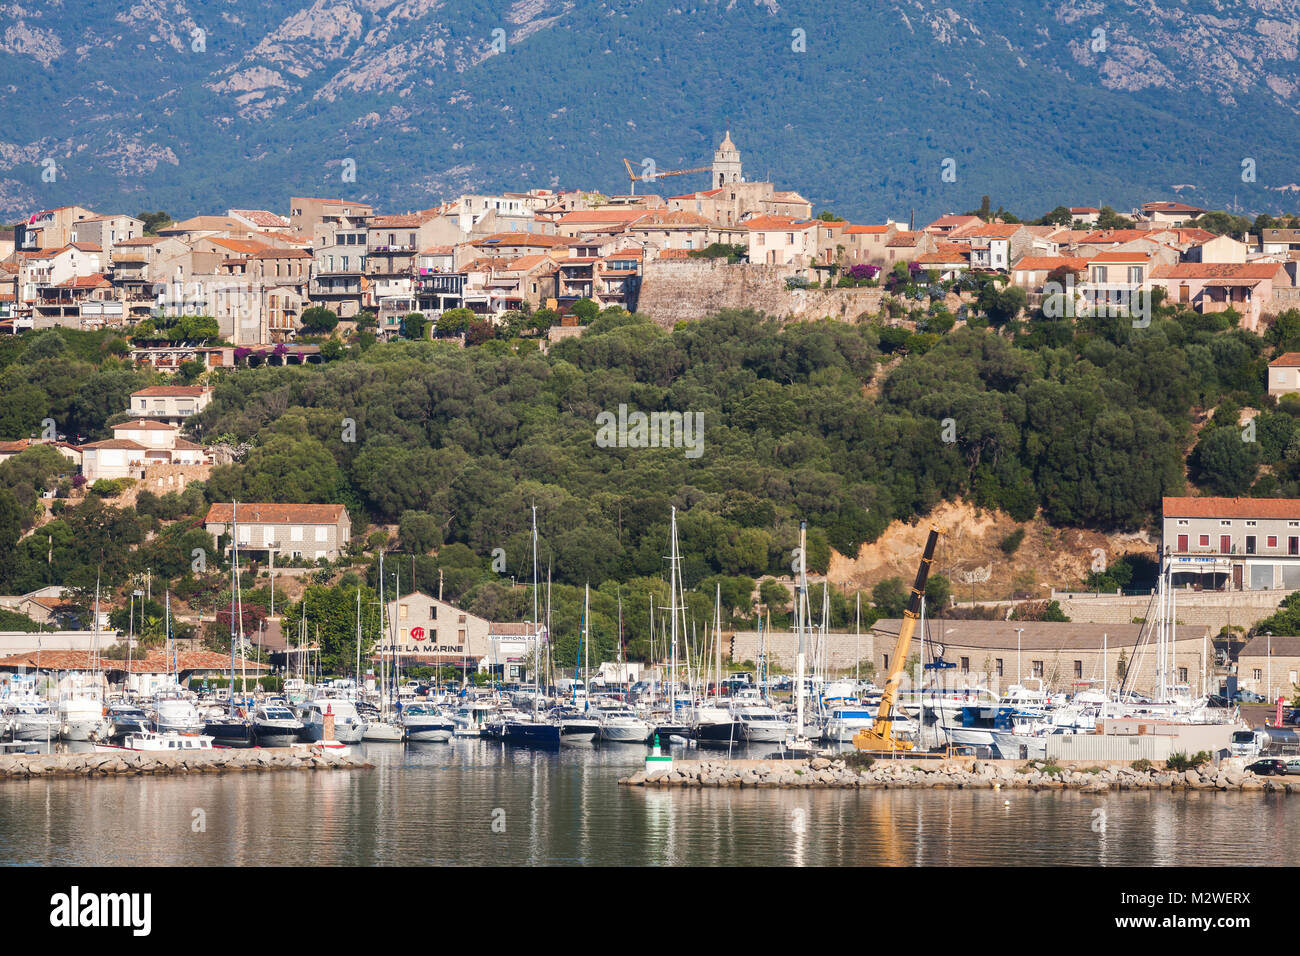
[853,524,945,754]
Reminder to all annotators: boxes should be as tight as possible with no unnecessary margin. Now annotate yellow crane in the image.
[622,158,711,194]
[853,524,945,753]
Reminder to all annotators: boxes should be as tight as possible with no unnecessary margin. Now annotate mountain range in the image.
[2,0,1300,223]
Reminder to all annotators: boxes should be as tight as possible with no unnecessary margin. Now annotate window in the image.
[1032,661,1044,678]
[960,657,969,673]
[1220,534,1231,553]
[1290,537,1298,556]
[995,659,1003,677]
[315,527,328,542]
[291,527,303,541]
[1177,519,1188,526]
[1074,661,1083,678]
[1254,669,1263,681]
[1199,534,1209,547]
[1268,536,1278,549]
[1246,535,1257,555]
[1127,266,1143,285]
[1177,534,1188,551]
[399,604,408,620]
[1246,520,1258,527]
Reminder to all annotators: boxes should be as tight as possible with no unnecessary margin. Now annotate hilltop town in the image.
[5,133,1300,703]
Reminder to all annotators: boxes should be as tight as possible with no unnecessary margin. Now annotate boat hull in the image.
[504,722,562,745]
[693,721,743,744]
[598,722,651,742]
[404,721,454,742]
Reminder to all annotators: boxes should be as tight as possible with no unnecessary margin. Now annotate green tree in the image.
[301,306,340,335]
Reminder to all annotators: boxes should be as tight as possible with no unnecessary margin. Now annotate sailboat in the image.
[58,574,111,741]
[650,507,691,742]
[692,578,741,746]
[362,551,404,742]
[205,502,255,746]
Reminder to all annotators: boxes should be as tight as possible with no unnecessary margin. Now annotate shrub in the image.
[1165,751,1212,772]
[998,527,1026,555]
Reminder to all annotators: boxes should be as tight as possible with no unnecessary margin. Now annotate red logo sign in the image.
[411,626,426,642]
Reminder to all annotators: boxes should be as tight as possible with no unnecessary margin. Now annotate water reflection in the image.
[0,741,1293,866]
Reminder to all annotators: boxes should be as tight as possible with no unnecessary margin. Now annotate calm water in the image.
[0,740,1294,866]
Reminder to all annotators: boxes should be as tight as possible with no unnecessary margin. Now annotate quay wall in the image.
[636,259,885,327]
[0,747,372,780]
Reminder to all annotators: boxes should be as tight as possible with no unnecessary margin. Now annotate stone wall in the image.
[636,258,885,327]
[1053,588,1285,631]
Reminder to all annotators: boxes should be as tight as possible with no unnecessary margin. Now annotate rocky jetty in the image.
[0,747,372,779]
[619,757,1300,793]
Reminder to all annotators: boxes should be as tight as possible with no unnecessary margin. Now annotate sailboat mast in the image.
[715,581,722,701]
[796,521,807,738]
[229,501,238,714]
[669,507,679,715]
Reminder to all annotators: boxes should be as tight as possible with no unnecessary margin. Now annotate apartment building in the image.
[128,386,214,423]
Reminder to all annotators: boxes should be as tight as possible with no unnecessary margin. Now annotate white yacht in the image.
[401,702,454,742]
[6,699,61,741]
[730,701,795,742]
[452,701,497,737]
[58,679,111,741]
[153,696,204,735]
[298,698,366,743]
[597,708,651,743]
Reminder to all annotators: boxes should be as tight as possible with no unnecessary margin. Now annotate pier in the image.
[620,756,1300,793]
[0,747,373,780]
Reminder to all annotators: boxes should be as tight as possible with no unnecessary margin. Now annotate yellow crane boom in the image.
[853,524,945,753]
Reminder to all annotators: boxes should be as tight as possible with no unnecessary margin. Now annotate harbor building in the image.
[1162,496,1300,591]
[380,590,542,680]
[1236,634,1300,702]
[729,619,1214,697]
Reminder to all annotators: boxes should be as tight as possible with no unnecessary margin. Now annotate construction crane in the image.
[853,524,945,754]
[622,158,711,194]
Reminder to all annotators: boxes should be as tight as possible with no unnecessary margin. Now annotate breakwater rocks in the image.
[0,747,373,780]
[619,757,1300,793]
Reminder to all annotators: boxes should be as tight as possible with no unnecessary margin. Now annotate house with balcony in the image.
[32,273,121,330]
[1136,201,1206,228]
[70,215,142,250]
[1163,496,1300,591]
[950,223,1031,271]
[128,386,214,424]
[203,502,351,563]
[289,196,375,236]
[1146,262,1291,331]
[15,206,99,252]
[1009,255,1091,292]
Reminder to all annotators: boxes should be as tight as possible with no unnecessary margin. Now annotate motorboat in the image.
[251,702,304,747]
[555,707,599,744]
[153,696,204,735]
[202,705,254,748]
[58,680,111,741]
[691,705,743,745]
[297,698,366,744]
[820,704,879,744]
[6,699,60,741]
[597,709,651,743]
[730,701,795,743]
[106,702,151,739]
[401,702,454,742]
[95,731,214,752]
[452,701,496,737]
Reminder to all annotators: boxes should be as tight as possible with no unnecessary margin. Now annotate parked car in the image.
[1246,758,1288,776]
[1235,690,1267,703]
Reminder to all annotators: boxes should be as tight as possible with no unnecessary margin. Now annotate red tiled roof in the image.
[0,650,268,673]
[845,225,891,235]
[80,439,148,450]
[1149,263,1286,280]
[1079,229,1155,244]
[1090,251,1152,263]
[204,503,347,525]
[885,232,923,247]
[1013,256,1090,272]
[1270,353,1300,368]
[1163,497,1300,520]
[112,419,178,431]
